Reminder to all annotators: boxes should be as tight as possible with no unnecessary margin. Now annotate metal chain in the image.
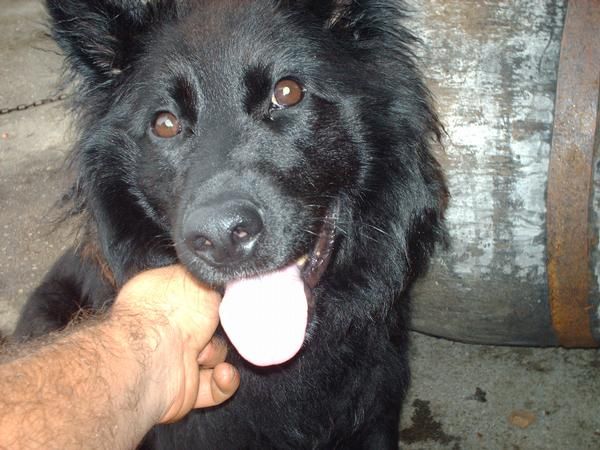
[0,94,68,115]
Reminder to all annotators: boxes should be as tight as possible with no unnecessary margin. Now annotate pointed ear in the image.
[297,0,355,29]
[278,0,357,30]
[286,0,409,42]
[46,0,186,88]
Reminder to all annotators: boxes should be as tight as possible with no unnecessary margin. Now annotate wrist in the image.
[101,308,175,426]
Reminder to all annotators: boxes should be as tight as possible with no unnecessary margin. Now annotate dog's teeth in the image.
[296,256,308,267]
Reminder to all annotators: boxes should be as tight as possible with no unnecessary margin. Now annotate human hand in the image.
[111,265,239,424]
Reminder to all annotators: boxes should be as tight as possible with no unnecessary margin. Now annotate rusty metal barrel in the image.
[410,0,600,347]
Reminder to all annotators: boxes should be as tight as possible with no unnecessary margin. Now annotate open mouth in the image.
[218,201,339,368]
[297,203,339,290]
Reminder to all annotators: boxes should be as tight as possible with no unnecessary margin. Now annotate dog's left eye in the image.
[271,79,305,109]
[152,112,182,138]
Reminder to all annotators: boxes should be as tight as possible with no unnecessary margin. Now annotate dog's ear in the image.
[46,0,186,88]
[286,0,410,42]
[302,0,366,31]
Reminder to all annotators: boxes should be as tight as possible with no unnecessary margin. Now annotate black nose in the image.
[183,199,263,265]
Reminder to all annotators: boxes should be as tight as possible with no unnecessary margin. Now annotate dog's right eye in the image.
[152,112,182,138]
[271,79,305,109]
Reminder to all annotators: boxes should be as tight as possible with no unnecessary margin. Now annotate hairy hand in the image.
[111,265,239,424]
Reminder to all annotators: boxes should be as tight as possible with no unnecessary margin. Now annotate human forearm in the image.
[0,317,156,450]
[0,265,239,450]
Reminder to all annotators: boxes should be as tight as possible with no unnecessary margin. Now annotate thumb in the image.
[195,363,240,408]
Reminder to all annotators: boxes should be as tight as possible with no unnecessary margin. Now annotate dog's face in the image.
[67,0,399,288]
[121,3,364,286]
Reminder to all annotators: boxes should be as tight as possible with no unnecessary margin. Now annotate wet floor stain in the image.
[400,399,461,448]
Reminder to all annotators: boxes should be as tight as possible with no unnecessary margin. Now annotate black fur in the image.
[15,1,447,448]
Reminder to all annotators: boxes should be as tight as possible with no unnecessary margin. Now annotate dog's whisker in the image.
[302,228,319,237]
[364,224,393,240]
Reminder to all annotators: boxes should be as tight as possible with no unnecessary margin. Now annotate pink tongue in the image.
[219,264,308,367]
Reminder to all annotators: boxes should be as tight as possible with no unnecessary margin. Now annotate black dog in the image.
[15,0,447,448]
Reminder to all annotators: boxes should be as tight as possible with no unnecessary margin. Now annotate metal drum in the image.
[410,0,600,347]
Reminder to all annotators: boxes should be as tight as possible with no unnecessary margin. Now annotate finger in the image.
[195,363,239,409]
[211,363,239,401]
[197,337,228,368]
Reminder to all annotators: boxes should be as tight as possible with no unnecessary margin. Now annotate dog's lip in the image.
[297,215,336,289]
[299,205,339,290]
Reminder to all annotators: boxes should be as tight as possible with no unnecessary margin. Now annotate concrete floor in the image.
[0,1,598,449]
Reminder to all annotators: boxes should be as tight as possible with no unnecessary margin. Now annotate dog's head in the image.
[51,0,447,365]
